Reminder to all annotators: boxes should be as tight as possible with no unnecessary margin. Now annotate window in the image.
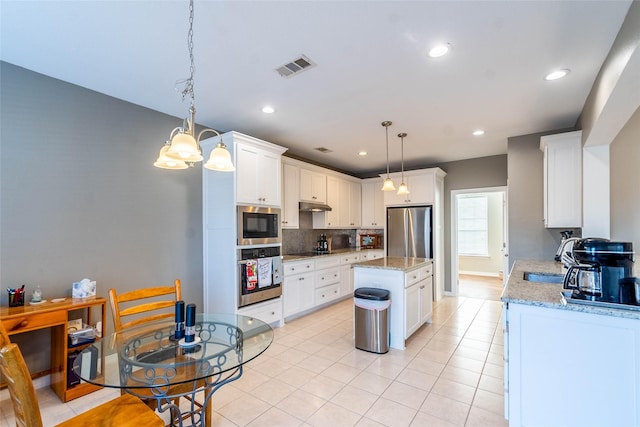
[457,195,489,256]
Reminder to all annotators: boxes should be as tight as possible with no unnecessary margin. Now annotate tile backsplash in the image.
[282,212,383,254]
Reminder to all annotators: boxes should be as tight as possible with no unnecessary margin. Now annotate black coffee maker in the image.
[567,239,635,303]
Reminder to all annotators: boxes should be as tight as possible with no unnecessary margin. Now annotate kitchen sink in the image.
[523,272,564,284]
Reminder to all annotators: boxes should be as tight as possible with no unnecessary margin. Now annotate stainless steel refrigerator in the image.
[387,206,432,258]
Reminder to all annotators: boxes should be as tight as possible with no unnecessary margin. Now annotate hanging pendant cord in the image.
[180,0,196,106]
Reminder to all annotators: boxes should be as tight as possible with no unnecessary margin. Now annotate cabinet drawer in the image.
[284,260,314,276]
[419,263,433,278]
[405,269,422,287]
[315,284,340,304]
[238,298,282,325]
[340,253,361,265]
[314,256,340,269]
[315,267,341,287]
[286,272,314,286]
[2,310,67,335]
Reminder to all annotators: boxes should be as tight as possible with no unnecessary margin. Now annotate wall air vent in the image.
[275,55,316,78]
[315,147,333,154]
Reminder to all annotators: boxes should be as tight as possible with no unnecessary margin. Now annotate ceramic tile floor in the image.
[1,286,508,427]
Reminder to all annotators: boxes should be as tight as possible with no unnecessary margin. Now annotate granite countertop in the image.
[353,256,431,272]
[503,259,640,320]
[282,247,382,262]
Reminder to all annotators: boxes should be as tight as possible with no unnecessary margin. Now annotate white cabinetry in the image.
[300,169,327,203]
[361,178,385,227]
[201,131,287,323]
[348,181,362,227]
[313,176,362,229]
[404,264,433,337]
[505,303,640,426]
[540,130,582,228]
[283,259,315,318]
[314,256,341,306]
[339,253,361,298]
[282,163,300,228]
[238,298,283,326]
[359,250,384,261]
[382,170,437,206]
[353,261,433,349]
[235,138,286,206]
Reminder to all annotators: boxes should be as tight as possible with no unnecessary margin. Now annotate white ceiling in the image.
[0,0,632,176]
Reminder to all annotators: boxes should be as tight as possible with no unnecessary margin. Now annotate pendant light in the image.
[381,121,396,191]
[154,0,234,172]
[397,132,409,195]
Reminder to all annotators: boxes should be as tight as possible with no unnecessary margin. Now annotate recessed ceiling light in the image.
[358,151,368,156]
[428,43,451,58]
[472,129,485,136]
[544,69,570,81]
[262,105,275,114]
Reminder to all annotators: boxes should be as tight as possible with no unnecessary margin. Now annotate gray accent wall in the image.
[1,62,204,371]
[506,129,580,271]
[610,105,640,275]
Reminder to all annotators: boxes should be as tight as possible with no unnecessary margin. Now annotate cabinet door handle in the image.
[312,196,317,200]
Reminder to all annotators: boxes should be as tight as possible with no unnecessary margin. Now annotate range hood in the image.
[299,201,332,212]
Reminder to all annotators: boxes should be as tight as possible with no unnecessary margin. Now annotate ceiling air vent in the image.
[315,147,333,154]
[275,55,316,78]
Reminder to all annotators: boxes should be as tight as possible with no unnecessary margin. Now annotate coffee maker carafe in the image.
[563,263,602,300]
[569,239,634,303]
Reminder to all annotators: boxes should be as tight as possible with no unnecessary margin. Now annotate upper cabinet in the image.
[235,135,288,207]
[300,169,327,203]
[381,168,444,206]
[540,131,582,228]
[313,175,361,229]
[361,178,385,227]
[282,163,300,228]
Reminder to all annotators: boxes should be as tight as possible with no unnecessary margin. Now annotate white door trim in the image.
[449,186,508,296]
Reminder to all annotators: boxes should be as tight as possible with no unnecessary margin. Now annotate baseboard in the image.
[459,271,500,278]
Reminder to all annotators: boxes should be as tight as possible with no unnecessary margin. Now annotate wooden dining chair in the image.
[108,279,210,426]
[108,279,182,332]
[0,323,164,427]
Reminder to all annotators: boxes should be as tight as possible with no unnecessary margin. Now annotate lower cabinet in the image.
[283,251,365,319]
[283,259,315,318]
[404,264,434,338]
[238,297,283,326]
[353,261,433,350]
[505,303,640,426]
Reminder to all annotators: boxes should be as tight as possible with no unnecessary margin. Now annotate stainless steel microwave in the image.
[237,206,282,246]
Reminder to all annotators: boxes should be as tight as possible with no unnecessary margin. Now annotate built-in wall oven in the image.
[238,246,283,308]
[237,206,281,246]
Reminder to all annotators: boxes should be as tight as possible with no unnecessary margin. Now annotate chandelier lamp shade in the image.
[381,121,396,191]
[153,0,234,172]
[397,132,409,195]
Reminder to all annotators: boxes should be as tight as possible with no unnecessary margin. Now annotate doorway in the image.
[450,187,508,296]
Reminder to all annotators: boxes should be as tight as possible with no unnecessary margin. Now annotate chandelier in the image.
[154,0,235,172]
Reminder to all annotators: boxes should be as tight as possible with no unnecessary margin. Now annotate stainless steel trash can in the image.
[354,288,391,354]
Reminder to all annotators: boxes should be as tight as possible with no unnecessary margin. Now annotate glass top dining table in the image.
[71,313,273,426]
[72,313,273,389]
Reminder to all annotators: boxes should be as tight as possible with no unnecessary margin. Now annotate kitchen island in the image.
[353,257,433,350]
[502,260,640,427]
